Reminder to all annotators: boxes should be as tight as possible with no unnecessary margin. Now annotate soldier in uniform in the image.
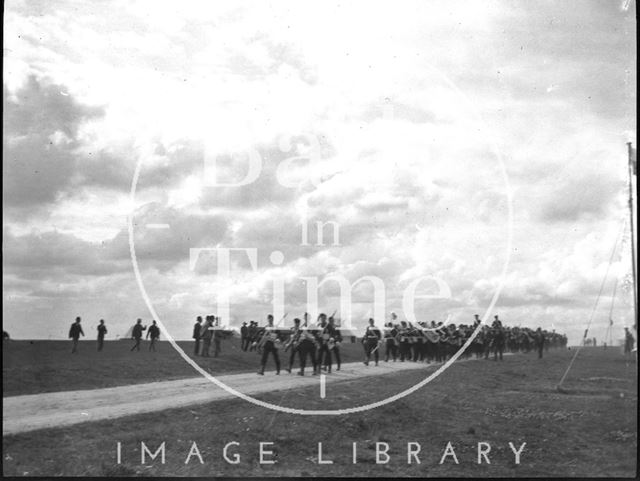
[384,322,399,362]
[317,313,336,373]
[285,318,302,373]
[248,321,258,351]
[258,314,281,375]
[193,316,202,355]
[328,316,342,371]
[491,315,505,361]
[146,320,160,351]
[397,321,411,361]
[212,316,222,358]
[535,327,545,359]
[240,322,249,351]
[297,314,318,375]
[363,318,382,366]
[200,316,214,357]
[69,316,84,354]
[130,319,146,352]
[97,319,107,351]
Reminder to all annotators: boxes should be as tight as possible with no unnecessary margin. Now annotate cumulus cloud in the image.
[2,0,636,343]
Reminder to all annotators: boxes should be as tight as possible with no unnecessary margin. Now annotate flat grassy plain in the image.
[2,338,366,396]
[2,346,637,477]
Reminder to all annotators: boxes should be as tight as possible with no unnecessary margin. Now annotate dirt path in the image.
[4,359,440,435]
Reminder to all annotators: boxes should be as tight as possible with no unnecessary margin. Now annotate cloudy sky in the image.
[3,0,636,343]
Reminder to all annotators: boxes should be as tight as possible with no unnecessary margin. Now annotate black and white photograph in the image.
[2,0,637,478]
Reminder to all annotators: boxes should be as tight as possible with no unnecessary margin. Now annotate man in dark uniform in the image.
[240,322,249,351]
[624,327,634,354]
[248,321,258,351]
[258,314,281,375]
[147,320,160,351]
[297,314,318,375]
[212,316,222,357]
[328,316,342,371]
[286,318,302,373]
[130,319,146,352]
[193,316,202,355]
[535,327,545,359]
[201,316,213,357]
[397,321,411,362]
[491,315,505,361]
[317,313,336,373]
[384,322,399,362]
[97,319,107,351]
[363,318,382,366]
[69,317,84,354]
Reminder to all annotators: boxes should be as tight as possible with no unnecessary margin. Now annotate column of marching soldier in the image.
[67,313,572,373]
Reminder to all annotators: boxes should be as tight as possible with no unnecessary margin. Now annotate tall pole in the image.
[627,142,637,334]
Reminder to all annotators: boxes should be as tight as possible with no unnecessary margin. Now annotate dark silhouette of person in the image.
[97,319,107,351]
[147,320,160,351]
[201,316,214,357]
[213,316,222,357]
[363,318,382,366]
[328,316,342,371]
[241,322,249,351]
[130,319,146,352]
[535,327,545,359]
[193,316,203,355]
[258,314,281,375]
[624,327,635,354]
[69,317,85,354]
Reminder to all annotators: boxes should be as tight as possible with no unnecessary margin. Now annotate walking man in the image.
[97,319,107,351]
[286,318,302,373]
[241,322,249,351]
[201,316,214,357]
[328,316,342,371]
[535,327,545,359]
[492,315,505,361]
[297,318,318,376]
[69,317,84,354]
[147,320,160,351]
[363,318,382,366]
[317,313,336,373]
[193,316,202,355]
[213,316,222,358]
[258,314,281,375]
[130,319,146,352]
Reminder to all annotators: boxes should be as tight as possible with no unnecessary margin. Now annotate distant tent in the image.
[122,325,134,339]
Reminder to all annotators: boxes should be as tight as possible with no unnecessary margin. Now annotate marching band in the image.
[191,311,569,376]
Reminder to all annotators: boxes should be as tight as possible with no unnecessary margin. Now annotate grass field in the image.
[2,338,365,396]
[2,346,637,477]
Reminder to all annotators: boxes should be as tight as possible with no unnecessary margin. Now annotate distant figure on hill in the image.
[624,327,635,354]
[248,321,258,351]
[193,316,203,355]
[97,319,107,351]
[241,322,249,351]
[212,316,222,358]
[147,320,160,351]
[535,327,545,359]
[130,319,146,352]
[69,317,85,354]
[200,316,214,357]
